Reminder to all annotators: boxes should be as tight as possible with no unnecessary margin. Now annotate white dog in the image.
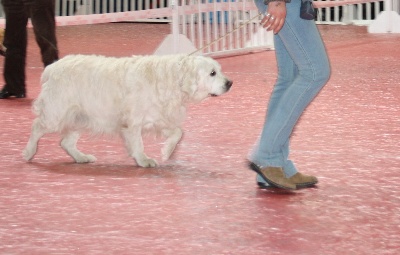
[23,54,232,167]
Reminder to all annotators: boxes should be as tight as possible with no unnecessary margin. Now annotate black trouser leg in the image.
[30,0,59,66]
[1,0,28,94]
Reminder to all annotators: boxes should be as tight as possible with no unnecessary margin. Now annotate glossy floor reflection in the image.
[0,23,399,254]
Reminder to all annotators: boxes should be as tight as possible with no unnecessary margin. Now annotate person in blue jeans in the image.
[248,0,331,190]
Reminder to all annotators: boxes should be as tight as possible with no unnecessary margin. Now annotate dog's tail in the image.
[31,63,53,115]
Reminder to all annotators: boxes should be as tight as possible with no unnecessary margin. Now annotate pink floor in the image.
[0,23,399,254]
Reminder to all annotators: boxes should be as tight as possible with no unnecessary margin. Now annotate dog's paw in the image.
[75,154,97,163]
[22,147,36,161]
[137,158,158,168]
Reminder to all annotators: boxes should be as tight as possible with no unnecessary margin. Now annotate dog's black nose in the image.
[225,80,233,90]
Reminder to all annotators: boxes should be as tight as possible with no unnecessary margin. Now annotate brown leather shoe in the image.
[288,172,318,188]
[258,166,297,190]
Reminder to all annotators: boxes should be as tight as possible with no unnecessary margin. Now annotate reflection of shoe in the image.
[248,162,296,190]
[288,172,318,188]
[0,88,26,99]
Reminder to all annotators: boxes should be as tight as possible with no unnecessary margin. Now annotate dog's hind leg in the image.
[161,127,183,161]
[121,127,158,168]
[60,131,96,163]
[23,118,47,161]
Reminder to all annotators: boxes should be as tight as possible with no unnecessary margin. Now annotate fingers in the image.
[261,13,284,34]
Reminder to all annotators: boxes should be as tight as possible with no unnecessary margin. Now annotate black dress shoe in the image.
[0,89,26,99]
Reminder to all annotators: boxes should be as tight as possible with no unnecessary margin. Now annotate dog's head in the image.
[180,56,232,102]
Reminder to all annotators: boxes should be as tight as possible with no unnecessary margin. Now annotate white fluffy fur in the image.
[23,54,232,167]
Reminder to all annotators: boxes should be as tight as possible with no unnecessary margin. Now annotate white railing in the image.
[0,0,273,56]
[314,0,385,25]
[368,0,400,32]
[164,0,273,57]
[57,0,169,17]
[0,0,397,57]
[0,0,389,24]
[0,1,391,24]
[311,0,399,32]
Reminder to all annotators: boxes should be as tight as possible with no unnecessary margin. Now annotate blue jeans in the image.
[249,0,331,178]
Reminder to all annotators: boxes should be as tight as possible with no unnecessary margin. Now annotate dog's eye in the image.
[210,70,216,77]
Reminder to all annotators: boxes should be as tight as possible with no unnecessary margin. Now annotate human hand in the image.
[261,2,287,34]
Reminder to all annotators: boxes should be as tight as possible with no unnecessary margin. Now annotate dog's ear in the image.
[178,56,199,98]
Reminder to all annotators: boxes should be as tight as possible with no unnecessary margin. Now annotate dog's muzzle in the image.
[210,79,233,97]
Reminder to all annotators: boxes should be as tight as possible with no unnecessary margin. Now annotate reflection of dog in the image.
[23,54,232,167]
[0,28,6,56]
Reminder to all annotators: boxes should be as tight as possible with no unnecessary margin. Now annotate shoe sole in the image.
[295,182,318,188]
[248,162,296,190]
[0,94,26,99]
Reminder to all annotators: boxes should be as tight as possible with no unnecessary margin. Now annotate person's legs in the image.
[0,0,28,97]
[250,34,298,175]
[250,0,330,185]
[250,34,297,187]
[29,0,59,67]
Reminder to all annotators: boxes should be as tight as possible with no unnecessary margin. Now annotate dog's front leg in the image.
[161,127,183,161]
[121,127,158,168]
